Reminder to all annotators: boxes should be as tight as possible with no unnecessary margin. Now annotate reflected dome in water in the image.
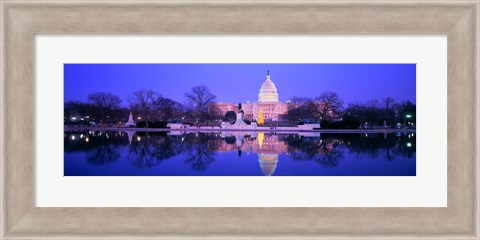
[258,153,279,176]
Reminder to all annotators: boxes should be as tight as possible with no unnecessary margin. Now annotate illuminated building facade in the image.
[211,71,288,122]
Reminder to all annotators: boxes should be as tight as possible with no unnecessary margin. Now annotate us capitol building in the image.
[211,71,288,121]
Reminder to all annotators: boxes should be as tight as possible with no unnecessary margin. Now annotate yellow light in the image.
[257,132,264,149]
[85,137,89,143]
[137,136,141,141]
[257,109,264,125]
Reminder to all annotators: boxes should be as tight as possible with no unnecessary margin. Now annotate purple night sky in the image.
[64,64,416,106]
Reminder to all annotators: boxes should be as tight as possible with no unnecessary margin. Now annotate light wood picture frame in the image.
[1,0,478,239]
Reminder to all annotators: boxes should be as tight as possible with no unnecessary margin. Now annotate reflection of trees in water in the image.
[314,143,344,168]
[64,131,129,152]
[182,133,217,172]
[64,131,128,165]
[126,131,218,171]
[65,131,220,171]
[224,136,236,145]
[66,131,415,172]
[284,136,321,160]
[282,132,416,167]
[282,136,343,168]
[86,145,121,165]
[329,133,416,160]
[128,132,183,169]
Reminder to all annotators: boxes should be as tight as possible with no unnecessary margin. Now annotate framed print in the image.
[37,35,443,208]
[1,0,478,239]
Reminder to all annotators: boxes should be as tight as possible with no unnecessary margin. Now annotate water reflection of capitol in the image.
[66,130,341,176]
[208,132,290,176]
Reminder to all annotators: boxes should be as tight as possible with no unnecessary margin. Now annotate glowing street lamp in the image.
[404,114,413,126]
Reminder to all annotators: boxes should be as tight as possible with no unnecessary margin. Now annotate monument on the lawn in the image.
[125,112,136,127]
[234,102,247,126]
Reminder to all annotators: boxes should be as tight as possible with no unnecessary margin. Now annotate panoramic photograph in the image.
[64,64,416,176]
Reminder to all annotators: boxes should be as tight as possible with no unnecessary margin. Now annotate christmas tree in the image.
[258,109,264,125]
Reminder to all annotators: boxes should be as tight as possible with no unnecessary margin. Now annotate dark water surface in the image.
[64,131,416,176]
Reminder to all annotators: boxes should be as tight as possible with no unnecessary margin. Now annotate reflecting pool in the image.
[64,131,416,176]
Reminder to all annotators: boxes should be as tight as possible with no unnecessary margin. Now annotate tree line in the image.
[65,86,415,128]
[65,85,221,126]
[285,93,416,128]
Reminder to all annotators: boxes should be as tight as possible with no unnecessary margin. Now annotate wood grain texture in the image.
[0,1,478,239]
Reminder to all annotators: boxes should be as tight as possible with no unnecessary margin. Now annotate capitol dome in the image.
[258,71,279,102]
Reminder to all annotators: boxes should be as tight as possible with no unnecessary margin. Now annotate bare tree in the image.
[392,101,416,124]
[153,95,181,121]
[315,91,344,120]
[87,92,122,123]
[383,97,395,125]
[286,97,320,123]
[128,89,156,127]
[288,97,311,109]
[365,99,380,108]
[184,85,216,125]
